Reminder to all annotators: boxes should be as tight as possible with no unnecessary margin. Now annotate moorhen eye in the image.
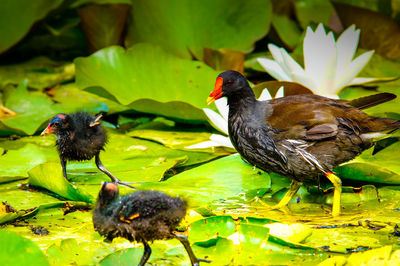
[226,80,233,85]
[41,112,135,189]
[207,70,400,217]
[93,183,210,266]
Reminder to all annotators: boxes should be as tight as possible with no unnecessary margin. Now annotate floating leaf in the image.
[28,162,94,203]
[335,142,400,184]
[0,143,46,183]
[0,80,106,136]
[0,57,75,90]
[75,44,219,123]
[135,154,271,206]
[0,230,49,265]
[126,0,272,59]
[0,0,63,54]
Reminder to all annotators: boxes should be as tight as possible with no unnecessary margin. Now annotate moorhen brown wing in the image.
[207,70,400,216]
[93,182,209,266]
[41,112,135,189]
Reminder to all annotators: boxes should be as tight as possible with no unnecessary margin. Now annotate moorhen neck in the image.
[93,182,209,266]
[207,70,400,216]
[41,112,135,189]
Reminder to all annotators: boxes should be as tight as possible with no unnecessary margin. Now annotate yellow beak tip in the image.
[206,97,215,105]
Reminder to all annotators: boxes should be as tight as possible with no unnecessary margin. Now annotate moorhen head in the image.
[93,182,209,266]
[41,112,134,189]
[207,70,400,216]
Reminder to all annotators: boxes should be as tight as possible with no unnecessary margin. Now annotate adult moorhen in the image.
[93,182,209,266]
[207,70,400,216]
[41,112,134,189]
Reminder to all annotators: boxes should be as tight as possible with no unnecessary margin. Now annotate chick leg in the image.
[60,158,68,180]
[325,172,342,217]
[95,153,136,189]
[138,240,152,266]
[174,233,210,266]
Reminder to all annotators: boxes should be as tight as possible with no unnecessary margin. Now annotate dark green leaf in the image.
[75,44,219,123]
[126,0,272,59]
[0,0,63,54]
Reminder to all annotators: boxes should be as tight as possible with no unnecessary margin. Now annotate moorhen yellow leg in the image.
[325,172,342,217]
[270,180,302,210]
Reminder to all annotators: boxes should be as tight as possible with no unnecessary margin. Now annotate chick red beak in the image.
[207,77,223,105]
[41,124,53,136]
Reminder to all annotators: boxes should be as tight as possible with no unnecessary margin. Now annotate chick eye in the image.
[227,80,233,85]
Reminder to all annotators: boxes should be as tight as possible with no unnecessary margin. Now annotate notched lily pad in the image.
[28,162,94,203]
[75,44,219,123]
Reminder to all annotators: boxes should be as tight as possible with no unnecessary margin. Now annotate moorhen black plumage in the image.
[207,70,400,216]
[93,182,209,266]
[41,112,134,189]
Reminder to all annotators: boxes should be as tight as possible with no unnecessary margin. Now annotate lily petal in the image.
[335,50,374,93]
[214,97,229,121]
[349,77,382,85]
[258,88,273,101]
[336,25,359,78]
[275,86,284,98]
[185,140,221,149]
[257,58,292,81]
[203,108,229,135]
[209,134,234,148]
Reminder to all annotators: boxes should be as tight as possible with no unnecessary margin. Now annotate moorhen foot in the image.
[41,112,135,189]
[207,70,400,216]
[93,182,210,266]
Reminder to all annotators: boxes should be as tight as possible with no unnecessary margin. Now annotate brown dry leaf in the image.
[334,2,400,59]
[203,48,245,74]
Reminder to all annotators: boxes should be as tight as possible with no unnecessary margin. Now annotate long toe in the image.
[115,180,136,190]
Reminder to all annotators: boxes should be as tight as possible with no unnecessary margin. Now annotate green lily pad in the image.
[189,216,237,242]
[75,44,219,123]
[0,57,75,90]
[0,0,63,54]
[135,154,271,206]
[98,247,145,266]
[127,129,213,150]
[335,142,400,184]
[0,230,49,265]
[0,143,47,183]
[0,80,107,136]
[47,238,113,266]
[28,162,94,203]
[126,0,272,59]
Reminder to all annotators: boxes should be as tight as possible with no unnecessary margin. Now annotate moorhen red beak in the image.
[41,112,135,189]
[209,70,400,217]
[93,182,210,266]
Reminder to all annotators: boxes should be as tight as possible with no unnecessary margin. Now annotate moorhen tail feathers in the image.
[93,183,209,266]
[209,70,400,216]
[41,112,135,189]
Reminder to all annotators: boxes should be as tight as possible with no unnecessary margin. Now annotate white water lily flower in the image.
[186,87,284,150]
[257,24,376,98]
